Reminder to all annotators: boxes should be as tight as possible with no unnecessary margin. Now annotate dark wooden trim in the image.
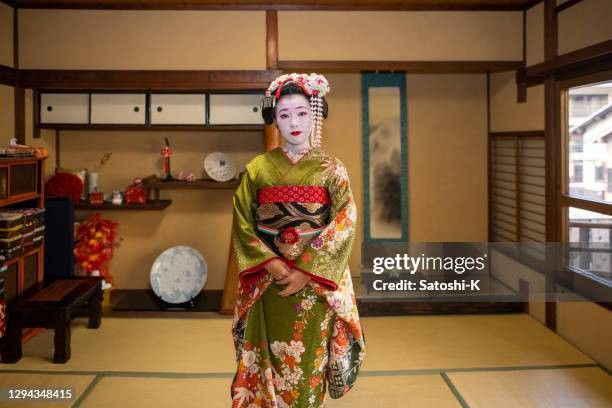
[560,195,612,217]
[518,40,612,87]
[545,301,557,331]
[555,0,584,13]
[595,302,612,312]
[0,64,16,86]
[487,72,492,242]
[17,69,282,90]
[518,9,527,102]
[278,60,524,73]
[14,87,25,144]
[32,90,40,139]
[519,279,529,314]
[266,10,278,70]
[12,2,530,11]
[75,199,172,211]
[490,130,545,138]
[38,124,264,132]
[524,0,543,11]
[0,0,15,7]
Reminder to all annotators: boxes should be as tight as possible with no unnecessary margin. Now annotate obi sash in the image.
[255,185,330,261]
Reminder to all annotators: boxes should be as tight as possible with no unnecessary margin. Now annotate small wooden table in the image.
[2,276,103,364]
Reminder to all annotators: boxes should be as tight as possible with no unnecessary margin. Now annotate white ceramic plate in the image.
[150,246,208,304]
[204,152,237,182]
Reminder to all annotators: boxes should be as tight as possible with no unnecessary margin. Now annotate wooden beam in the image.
[490,130,545,138]
[266,10,278,70]
[0,0,15,7]
[17,69,282,90]
[518,40,612,87]
[278,60,524,73]
[0,65,16,86]
[14,87,25,144]
[487,73,492,242]
[560,196,612,217]
[523,0,543,11]
[11,1,531,11]
[555,0,584,13]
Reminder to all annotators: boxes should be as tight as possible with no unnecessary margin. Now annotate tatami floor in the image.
[0,314,610,407]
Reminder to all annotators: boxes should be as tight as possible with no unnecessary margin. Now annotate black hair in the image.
[261,82,328,125]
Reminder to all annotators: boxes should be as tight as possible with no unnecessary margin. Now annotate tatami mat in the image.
[0,314,609,407]
[0,372,95,407]
[0,314,594,373]
[448,367,612,408]
[79,376,231,408]
[357,314,593,371]
[0,317,237,373]
[329,375,461,408]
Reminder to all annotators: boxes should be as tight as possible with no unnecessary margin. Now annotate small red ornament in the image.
[280,227,300,245]
[45,172,84,204]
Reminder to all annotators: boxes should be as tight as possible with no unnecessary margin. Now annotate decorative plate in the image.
[150,246,208,304]
[204,152,237,182]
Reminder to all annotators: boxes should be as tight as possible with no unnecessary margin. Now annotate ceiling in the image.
[9,0,537,11]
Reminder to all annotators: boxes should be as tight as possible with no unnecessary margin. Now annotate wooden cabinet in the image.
[91,94,146,124]
[208,94,264,125]
[0,157,46,342]
[40,93,89,124]
[150,94,206,125]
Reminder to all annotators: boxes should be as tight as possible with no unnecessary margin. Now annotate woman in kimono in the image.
[231,73,365,408]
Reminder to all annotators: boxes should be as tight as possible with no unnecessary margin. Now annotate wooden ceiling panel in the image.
[11,0,536,11]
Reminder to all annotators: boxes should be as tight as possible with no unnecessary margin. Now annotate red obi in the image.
[258,185,329,204]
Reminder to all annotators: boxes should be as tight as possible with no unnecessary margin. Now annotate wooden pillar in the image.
[543,0,559,332]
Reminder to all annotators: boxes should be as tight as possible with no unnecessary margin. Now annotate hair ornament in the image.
[263,73,330,148]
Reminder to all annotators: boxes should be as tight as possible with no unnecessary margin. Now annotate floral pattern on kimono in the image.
[231,147,365,407]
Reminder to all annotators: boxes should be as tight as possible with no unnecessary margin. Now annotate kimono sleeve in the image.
[232,166,280,286]
[293,159,357,291]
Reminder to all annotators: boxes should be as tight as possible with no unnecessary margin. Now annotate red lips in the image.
[290,131,301,136]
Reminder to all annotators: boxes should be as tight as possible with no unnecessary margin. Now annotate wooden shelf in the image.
[75,199,172,211]
[38,124,264,132]
[143,175,239,190]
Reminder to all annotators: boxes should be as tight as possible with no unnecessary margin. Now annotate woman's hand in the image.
[264,259,291,281]
[276,270,312,297]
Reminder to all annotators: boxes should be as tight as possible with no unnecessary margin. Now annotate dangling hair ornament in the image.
[263,73,330,148]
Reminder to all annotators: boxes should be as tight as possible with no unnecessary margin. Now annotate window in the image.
[568,207,611,284]
[563,75,612,290]
[567,81,612,203]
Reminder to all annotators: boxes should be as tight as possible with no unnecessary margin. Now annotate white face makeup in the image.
[275,93,312,152]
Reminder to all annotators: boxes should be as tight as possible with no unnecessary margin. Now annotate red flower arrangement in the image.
[280,226,300,245]
[45,172,84,204]
[73,213,122,284]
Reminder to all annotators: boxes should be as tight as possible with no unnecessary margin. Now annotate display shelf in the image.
[142,175,239,190]
[38,124,264,132]
[75,199,172,211]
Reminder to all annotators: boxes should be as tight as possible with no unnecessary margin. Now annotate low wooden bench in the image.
[2,276,103,364]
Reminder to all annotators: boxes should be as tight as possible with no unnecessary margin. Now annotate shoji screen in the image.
[491,135,546,243]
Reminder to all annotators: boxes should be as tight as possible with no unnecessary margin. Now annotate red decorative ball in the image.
[45,172,84,204]
[280,227,300,245]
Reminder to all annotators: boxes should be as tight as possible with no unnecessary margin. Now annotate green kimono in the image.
[231,147,365,408]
